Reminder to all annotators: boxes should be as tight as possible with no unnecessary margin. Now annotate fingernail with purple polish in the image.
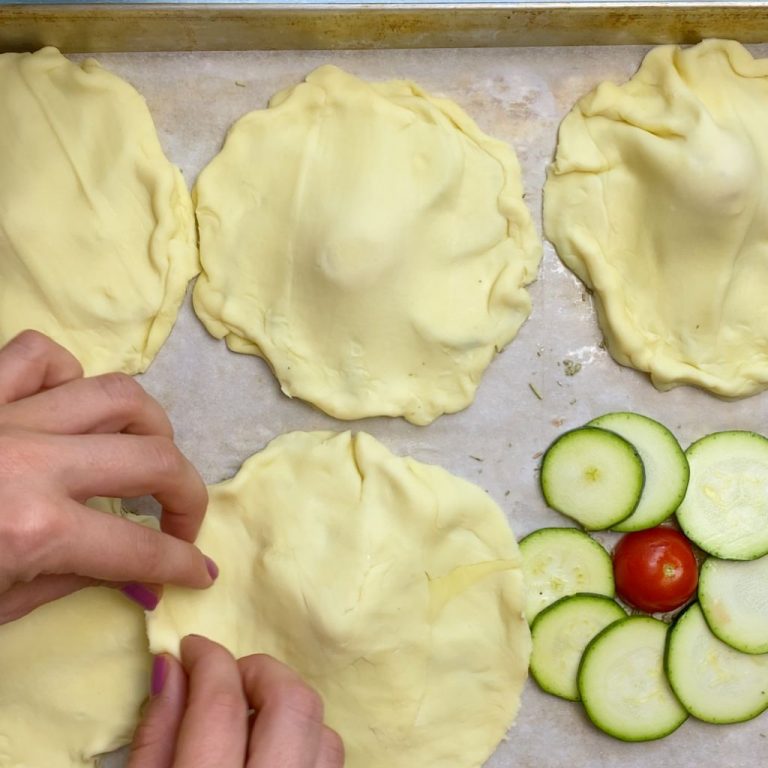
[151,655,168,698]
[121,583,160,612]
[204,556,219,581]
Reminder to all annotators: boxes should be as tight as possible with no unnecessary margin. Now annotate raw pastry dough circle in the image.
[544,40,768,397]
[194,65,541,424]
[0,588,150,768]
[148,431,530,768]
[0,47,198,375]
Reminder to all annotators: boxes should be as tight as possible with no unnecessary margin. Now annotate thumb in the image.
[128,653,188,768]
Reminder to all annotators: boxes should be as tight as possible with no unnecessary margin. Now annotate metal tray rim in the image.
[3,0,768,53]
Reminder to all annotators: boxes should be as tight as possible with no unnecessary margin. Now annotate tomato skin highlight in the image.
[613,527,698,613]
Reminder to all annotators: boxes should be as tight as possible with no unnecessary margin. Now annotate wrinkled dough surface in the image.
[0,588,150,768]
[0,47,197,375]
[544,40,768,397]
[148,431,530,768]
[194,65,540,424]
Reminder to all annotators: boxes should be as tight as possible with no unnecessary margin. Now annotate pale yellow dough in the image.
[0,48,197,375]
[544,40,768,397]
[194,66,540,424]
[148,431,530,768]
[0,588,151,768]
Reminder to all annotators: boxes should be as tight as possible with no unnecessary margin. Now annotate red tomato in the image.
[613,527,698,613]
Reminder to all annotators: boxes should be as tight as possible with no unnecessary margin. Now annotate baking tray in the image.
[3,2,768,51]
[1,6,767,768]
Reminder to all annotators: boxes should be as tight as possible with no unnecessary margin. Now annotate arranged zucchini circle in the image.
[665,603,768,724]
[540,427,644,530]
[588,412,689,533]
[698,555,768,654]
[519,527,615,623]
[532,414,768,743]
[676,431,768,560]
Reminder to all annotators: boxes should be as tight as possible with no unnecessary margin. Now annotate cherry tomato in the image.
[613,527,698,613]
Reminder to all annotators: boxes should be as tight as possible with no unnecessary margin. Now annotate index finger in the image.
[238,654,326,768]
[171,636,249,768]
[0,373,174,439]
[39,500,216,589]
[39,432,207,543]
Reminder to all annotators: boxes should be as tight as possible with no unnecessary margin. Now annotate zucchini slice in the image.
[520,527,615,623]
[540,427,645,530]
[530,593,625,701]
[578,616,687,742]
[676,430,768,560]
[588,412,689,532]
[699,555,768,654]
[665,602,768,724]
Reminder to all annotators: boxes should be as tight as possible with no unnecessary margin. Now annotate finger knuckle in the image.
[127,525,164,566]
[141,436,187,481]
[96,372,145,415]
[0,495,56,571]
[205,688,247,722]
[7,329,52,360]
[273,681,325,724]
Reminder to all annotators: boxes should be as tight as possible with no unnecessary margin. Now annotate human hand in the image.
[0,330,216,624]
[130,635,345,768]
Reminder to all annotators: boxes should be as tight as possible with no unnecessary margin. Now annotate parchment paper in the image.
[89,45,768,768]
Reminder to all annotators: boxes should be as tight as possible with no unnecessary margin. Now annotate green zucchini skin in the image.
[698,554,768,655]
[665,603,768,724]
[519,527,615,623]
[530,593,626,701]
[578,616,687,742]
[677,430,768,560]
[588,412,689,533]
[540,426,645,531]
